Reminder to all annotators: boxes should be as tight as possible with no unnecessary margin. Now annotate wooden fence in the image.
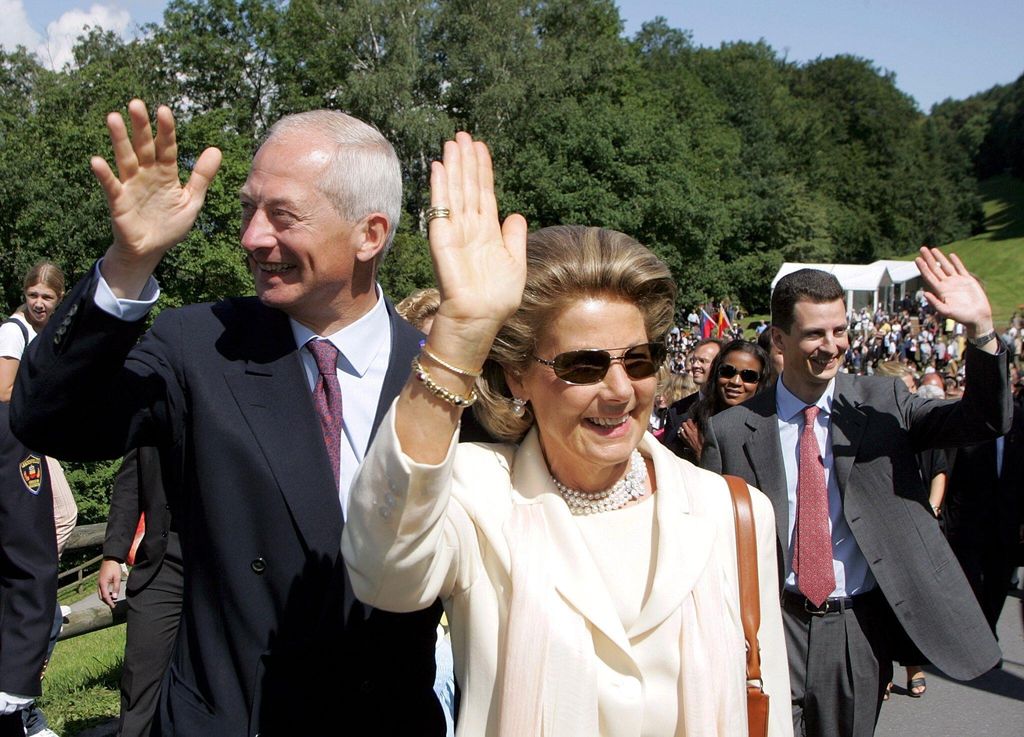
[57,522,128,640]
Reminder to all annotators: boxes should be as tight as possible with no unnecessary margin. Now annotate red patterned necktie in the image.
[306,339,343,489]
[794,405,836,606]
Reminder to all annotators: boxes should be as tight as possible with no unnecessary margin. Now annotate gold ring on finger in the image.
[425,206,451,224]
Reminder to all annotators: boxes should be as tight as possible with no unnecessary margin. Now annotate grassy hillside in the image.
[931,175,1024,326]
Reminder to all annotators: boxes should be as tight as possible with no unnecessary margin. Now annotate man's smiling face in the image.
[775,298,849,403]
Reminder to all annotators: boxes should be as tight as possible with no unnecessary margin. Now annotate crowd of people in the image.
[0,98,1019,737]
[661,297,1024,405]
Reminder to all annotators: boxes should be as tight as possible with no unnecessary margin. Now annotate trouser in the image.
[782,589,892,737]
[118,545,183,737]
[950,535,1016,637]
[0,714,24,737]
[22,602,63,735]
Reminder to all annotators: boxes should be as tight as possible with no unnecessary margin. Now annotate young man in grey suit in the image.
[12,101,445,736]
[702,252,1010,737]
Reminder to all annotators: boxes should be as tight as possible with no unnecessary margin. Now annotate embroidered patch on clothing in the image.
[20,454,43,494]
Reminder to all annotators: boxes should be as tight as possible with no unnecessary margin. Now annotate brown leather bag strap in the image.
[723,474,763,684]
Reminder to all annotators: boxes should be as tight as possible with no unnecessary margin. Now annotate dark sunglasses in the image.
[532,342,667,385]
[718,364,761,383]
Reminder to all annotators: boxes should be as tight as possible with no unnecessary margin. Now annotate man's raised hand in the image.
[915,247,995,340]
[93,100,222,298]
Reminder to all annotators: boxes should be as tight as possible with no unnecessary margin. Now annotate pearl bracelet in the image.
[411,355,478,407]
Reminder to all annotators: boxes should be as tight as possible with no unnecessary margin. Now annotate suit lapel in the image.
[223,309,342,557]
[740,389,790,549]
[509,431,635,660]
[830,374,867,497]
[629,437,716,638]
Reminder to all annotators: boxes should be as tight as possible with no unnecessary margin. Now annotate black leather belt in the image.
[782,589,877,616]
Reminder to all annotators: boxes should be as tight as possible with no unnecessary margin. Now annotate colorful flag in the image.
[716,307,731,338]
[700,309,715,339]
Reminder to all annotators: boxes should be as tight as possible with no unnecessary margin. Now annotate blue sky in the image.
[12,0,1024,111]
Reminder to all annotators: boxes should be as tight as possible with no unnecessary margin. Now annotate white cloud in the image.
[0,0,42,52]
[0,2,134,70]
[36,4,132,69]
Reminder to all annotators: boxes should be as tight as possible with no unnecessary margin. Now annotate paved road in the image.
[876,588,1024,737]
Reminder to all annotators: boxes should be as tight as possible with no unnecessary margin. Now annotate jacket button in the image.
[250,557,267,574]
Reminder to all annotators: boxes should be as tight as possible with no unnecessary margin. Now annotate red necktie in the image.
[307,339,343,489]
[794,405,835,606]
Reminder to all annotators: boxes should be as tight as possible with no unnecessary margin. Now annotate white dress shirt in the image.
[291,297,392,516]
[776,375,876,597]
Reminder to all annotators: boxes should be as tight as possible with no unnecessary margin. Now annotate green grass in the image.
[36,573,122,736]
[920,175,1024,326]
[38,624,123,736]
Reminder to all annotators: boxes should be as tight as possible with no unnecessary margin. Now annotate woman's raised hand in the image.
[427,133,527,358]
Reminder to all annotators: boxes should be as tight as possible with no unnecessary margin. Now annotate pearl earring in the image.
[511,397,527,417]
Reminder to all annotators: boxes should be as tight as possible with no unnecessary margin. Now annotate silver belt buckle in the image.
[804,597,831,615]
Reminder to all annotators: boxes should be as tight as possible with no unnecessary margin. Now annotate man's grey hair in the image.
[916,384,945,400]
[264,110,402,251]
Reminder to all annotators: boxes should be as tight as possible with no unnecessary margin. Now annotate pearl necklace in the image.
[551,450,649,516]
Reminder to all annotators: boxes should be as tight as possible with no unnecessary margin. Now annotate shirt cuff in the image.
[92,260,160,320]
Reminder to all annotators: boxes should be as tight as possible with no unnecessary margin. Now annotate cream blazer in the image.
[344,407,792,737]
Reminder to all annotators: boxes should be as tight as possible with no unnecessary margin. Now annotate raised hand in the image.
[92,99,222,298]
[426,132,527,362]
[914,247,994,337]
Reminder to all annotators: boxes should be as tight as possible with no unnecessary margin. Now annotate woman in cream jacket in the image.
[344,134,791,737]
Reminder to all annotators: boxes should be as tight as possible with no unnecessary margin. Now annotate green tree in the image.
[152,0,284,140]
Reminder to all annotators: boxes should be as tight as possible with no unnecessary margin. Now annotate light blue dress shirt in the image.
[776,375,876,597]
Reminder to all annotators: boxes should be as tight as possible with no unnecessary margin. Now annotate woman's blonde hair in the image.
[474,225,675,441]
[23,260,65,298]
[875,360,915,379]
[395,287,440,332]
[655,368,690,405]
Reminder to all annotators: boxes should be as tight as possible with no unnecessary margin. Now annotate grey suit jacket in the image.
[702,345,1011,680]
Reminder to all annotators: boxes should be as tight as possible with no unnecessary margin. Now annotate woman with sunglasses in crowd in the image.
[343,135,791,737]
[669,340,770,465]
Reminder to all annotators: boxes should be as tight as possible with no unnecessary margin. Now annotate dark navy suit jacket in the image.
[12,268,443,736]
[0,402,57,698]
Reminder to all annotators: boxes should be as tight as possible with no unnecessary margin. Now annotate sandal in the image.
[907,675,927,698]
[883,681,892,701]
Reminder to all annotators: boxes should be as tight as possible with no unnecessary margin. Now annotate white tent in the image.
[771,259,922,314]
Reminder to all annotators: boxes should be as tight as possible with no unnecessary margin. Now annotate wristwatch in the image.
[966,330,998,348]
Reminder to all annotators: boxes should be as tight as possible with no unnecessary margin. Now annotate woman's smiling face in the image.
[715,350,764,408]
[506,296,656,492]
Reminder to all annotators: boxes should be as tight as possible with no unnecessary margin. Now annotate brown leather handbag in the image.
[724,475,770,737]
